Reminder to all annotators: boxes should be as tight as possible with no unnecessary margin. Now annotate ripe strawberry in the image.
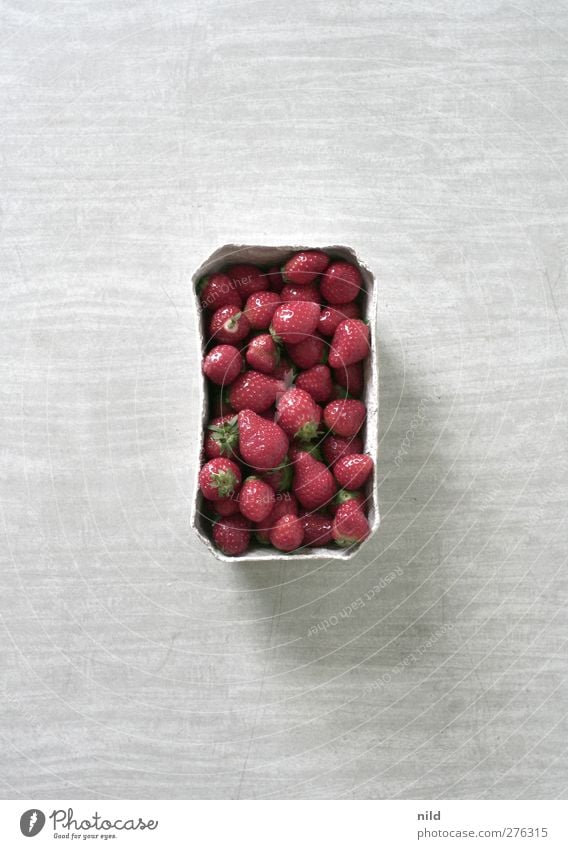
[318,302,361,336]
[328,319,370,368]
[244,291,280,329]
[198,272,241,310]
[226,264,268,298]
[320,261,362,304]
[282,250,329,285]
[237,409,289,469]
[281,281,321,304]
[259,458,293,492]
[254,493,298,543]
[295,364,333,403]
[332,361,364,397]
[265,265,284,293]
[331,489,367,515]
[202,344,243,386]
[333,454,373,489]
[322,433,363,466]
[239,476,275,522]
[246,333,280,374]
[286,334,326,369]
[228,371,284,413]
[324,399,366,437]
[271,301,320,344]
[269,514,304,551]
[204,414,238,459]
[209,305,250,345]
[300,511,333,546]
[213,514,251,556]
[199,457,242,501]
[292,450,337,510]
[204,496,240,517]
[332,501,370,546]
[276,387,321,440]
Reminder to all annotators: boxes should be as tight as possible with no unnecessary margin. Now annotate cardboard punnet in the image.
[190,244,379,561]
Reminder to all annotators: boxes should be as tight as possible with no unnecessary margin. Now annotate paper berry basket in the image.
[190,244,380,562]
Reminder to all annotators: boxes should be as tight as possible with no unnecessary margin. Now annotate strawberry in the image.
[273,356,295,382]
[295,364,333,403]
[246,333,280,374]
[202,344,243,386]
[286,334,326,369]
[271,301,320,344]
[226,264,268,298]
[292,450,337,510]
[259,458,293,492]
[209,305,250,345]
[281,280,321,304]
[282,250,329,285]
[239,476,275,522]
[332,501,370,546]
[318,301,361,336]
[244,291,280,329]
[204,414,238,459]
[228,371,283,413]
[322,433,363,466]
[332,361,364,397]
[213,514,251,556]
[269,514,304,551]
[254,493,298,543]
[265,265,284,293]
[276,387,321,440]
[328,319,370,368]
[237,409,289,469]
[331,489,367,515]
[199,457,242,501]
[300,511,333,546]
[319,261,362,304]
[333,454,373,489]
[324,399,366,437]
[198,272,241,311]
[204,496,240,517]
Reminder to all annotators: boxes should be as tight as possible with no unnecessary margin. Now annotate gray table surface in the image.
[1,0,567,800]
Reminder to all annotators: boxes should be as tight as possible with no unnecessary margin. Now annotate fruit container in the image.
[190,244,379,561]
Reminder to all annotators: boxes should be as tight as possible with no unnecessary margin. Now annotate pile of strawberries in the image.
[197,249,374,556]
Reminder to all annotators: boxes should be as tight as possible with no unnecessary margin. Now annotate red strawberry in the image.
[202,344,243,386]
[280,281,321,304]
[259,458,293,492]
[320,261,362,304]
[204,496,240,517]
[226,264,268,298]
[282,250,329,285]
[271,301,320,344]
[244,291,280,329]
[328,319,370,368]
[213,514,251,556]
[198,272,241,311]
[254,493,298,543]
[209,305,250,345]
[269,514,304,551]
[295,364,333,404]
[300,511,333,546]
[237,409,289,469]
[246,333,280,374]
[332,501,370,546]
[322,433,363,466]
[199,457,242,501]
[286,334,326,369]
[228,371,283,413]
[204,414,238,459]
[331,489,367,515]
[332,361,364,397]
[292,450,337,510]
[239,476,275,522]
[333,454,373,489]
[318,302,361,336]
[276,387,321,440]
[324,399,366,437]
[265,265,284,293]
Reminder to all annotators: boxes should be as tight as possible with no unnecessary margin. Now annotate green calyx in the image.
[269,325,282,345]
[295,442,323,460]
[333,489,359,508]
[208,416,238,457]
[226,311,242,330]
[332,384,355,400]
[211,469,238,498]
[196,276,210,295]
[334,535,357,548]
[294,421,319,441]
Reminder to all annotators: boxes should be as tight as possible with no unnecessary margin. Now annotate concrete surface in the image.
[1,0,567,799]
